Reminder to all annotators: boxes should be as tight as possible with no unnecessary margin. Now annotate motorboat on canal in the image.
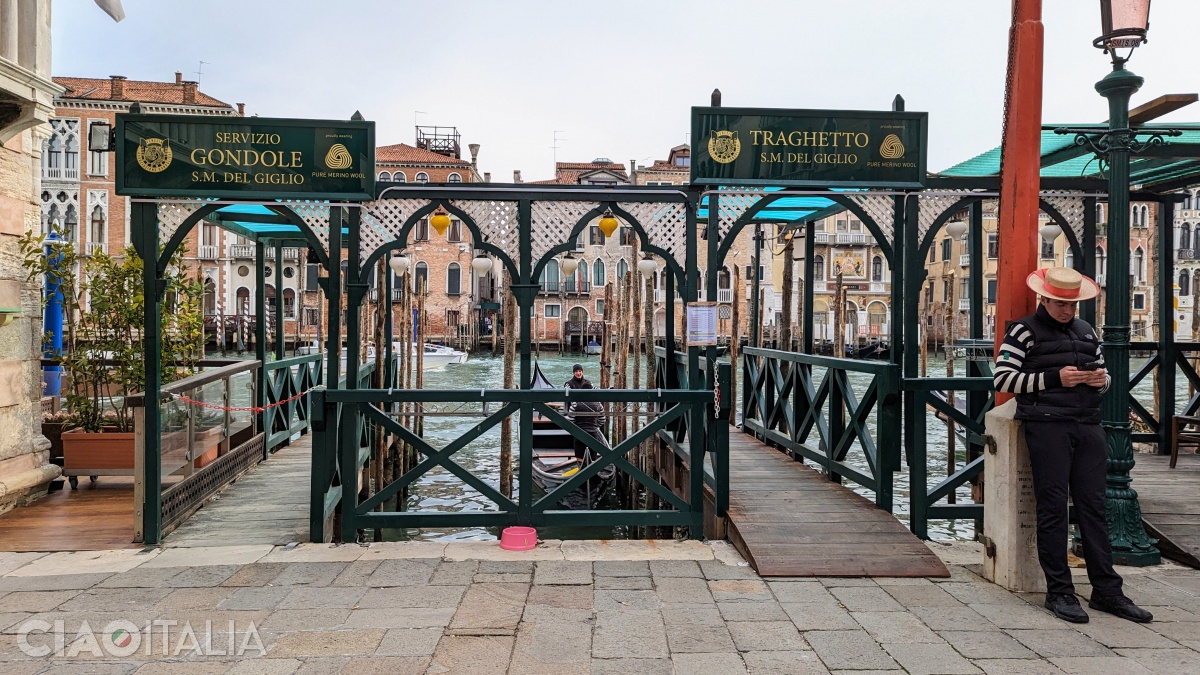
[333,342,469,371]
[527,362,615,507]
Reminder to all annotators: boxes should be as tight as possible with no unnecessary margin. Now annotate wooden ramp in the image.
[1132,450,1200,568]
[165,437,311,547]
[724,432,950,577]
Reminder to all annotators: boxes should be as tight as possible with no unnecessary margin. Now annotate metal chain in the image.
[171,390,308,414]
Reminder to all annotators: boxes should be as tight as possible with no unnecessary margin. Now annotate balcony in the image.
[833,232,870,245]
[1179,249,1198,261]
[562,280,591,296]
[230,244,255,259]
[42,167,79,181]
[717,288,733,303]
[539,281,560,295]
[198,245,219,260]
[958,299,971,311]
[83,242,107,257]
[812,233,830,244]
[266,247,301,262]
[960,254,971,267]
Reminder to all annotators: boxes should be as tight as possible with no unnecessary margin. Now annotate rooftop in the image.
[54,75,233,109]
[377,143,471,166]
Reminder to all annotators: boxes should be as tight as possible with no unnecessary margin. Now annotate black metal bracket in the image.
[1052,126,1183,157]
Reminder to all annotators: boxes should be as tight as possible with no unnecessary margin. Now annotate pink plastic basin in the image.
[499,526,538,551]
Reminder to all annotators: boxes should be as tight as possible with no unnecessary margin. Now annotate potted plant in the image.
[20,229,204,478]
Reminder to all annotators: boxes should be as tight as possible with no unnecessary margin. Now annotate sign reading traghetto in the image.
[691,107,927,188]
[116,114,376,200]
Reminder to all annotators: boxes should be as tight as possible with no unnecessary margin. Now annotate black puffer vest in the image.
[1014,305,1105,423]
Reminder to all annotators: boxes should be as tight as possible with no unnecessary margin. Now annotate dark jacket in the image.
[1014,305,1105,423]
[565,376,604,432]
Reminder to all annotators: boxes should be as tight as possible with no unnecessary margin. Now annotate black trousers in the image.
[1022,420,1123,597]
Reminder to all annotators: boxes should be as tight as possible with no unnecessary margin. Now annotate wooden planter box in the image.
[61,428,135,471]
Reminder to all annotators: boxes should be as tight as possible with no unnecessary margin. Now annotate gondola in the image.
[527,362,615,508]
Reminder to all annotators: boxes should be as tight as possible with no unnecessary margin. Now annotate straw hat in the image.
[1026,267,1100,302]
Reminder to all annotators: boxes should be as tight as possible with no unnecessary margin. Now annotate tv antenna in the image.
[195,61,209,84]
[551,130,568,165]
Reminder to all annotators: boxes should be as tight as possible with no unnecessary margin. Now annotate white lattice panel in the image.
[529,201,601,264]
[1041,194,1088,247]
[844,194,897,243]
[359,199,433,265]
[715,189,765,242]
[450,200,520,264]
[917,192,972,242]
[157,200,213,245]
[281,201,332,251]
[617,202,689,265]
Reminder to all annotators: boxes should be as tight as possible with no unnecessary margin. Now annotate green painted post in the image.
[1156,197,1176,460]
[803,222,815,354]
[750,225,761,348]
[1095,62,1159,565]
[135,202,162,544]
[274,241,285,361]
[255,240,267,459]
[314,207,343,543]
[340,207,365,543]
[517,199,534,524]
[1080,197,1099,327]
[902,196,921,476]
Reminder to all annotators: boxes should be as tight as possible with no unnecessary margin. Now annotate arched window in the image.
[1097,202,1106,225]
[283,289,296,317]
[447,172,462,183]
[236,287,250,315]
[1065,246,1074,269]
[871,256,883,282]
[415,262,429,291]
[1183,223,1193,250]
[1096,246,1106,276]
[1142,205,1150,226]
[617,259,629,279]
[718,266,731,290]
[64,204,77,243]
[394,171,407,183]
[814,255,825,280]
[1181,270,1191,297]
[265,283,277,316]
[415,172,429,184]
[89,205,105,250]
[203,279,217,315]
[576,260,589,293]
[378,171,391,181]
[593,259,606,287]
[446,263,461,295]
[540,260,560,292]
[1131,205,1140,226]
[1133,247,1144,283]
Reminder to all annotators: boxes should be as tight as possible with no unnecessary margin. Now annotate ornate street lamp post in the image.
[1056,0,1173,565]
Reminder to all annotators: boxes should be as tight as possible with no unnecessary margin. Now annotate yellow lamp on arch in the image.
[598,209,619,238]
[431,212,452,237]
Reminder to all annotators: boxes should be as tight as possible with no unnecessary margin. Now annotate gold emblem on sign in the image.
[879,134,905,159]
[136,138,173,173]
[324,143,353,170]
[708,130,741,164]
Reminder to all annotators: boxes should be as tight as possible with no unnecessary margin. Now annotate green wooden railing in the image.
[263,353,323,452]
[311,385,711,541]
[741,347,902,512]
[653,347,731,517]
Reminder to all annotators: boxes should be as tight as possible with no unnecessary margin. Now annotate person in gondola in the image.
[566,364,606,460]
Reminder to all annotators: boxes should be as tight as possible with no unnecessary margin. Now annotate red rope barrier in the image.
[174,390,308,414]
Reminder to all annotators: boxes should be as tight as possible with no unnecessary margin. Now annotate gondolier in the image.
[993,267,1152,625]
[566,364,606,459]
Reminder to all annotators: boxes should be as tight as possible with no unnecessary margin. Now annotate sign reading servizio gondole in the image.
[691,107,927,188]
[116,114,376,200]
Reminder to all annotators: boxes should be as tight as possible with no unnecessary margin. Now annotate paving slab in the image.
[716,600,789,622]
[594,576,651,590]
[781,602,861,631]
[708,579,772,602]
[592,609,666,659]
[510,620,591,673]
[328,656,430,675]
[221,563,288,587]
[664,622,736,653]
[661,602,725,627]
[360,541,447,560]
[727,620,809,652]
[269,562,347,587]
[561,539,713,561]
[804,629,900,671]
[444,541,564,561]
[592,561,649,577]
[257,544,366,563]
[670,652,747,674]
[0,573,112,591]
[970,659,1066,675]
[260,607,351,631]
[939,630,1037,659]
[429,561,478,586]
[4,549,159,576]
[0,590,79,612]
[532,560,592,585]
[851,611,945,644]
[426,634,514,675]
[355,584,464,609]
[767,581,836,604]
[907,604,1001,632]
[1046,656,1155,675]
[653,576,712,604]
[589,657,672,675]
[268,629,385,657]
[363,559,437,587]
[880,581,965,607]
[373,627,443,657]
[649,560,702,578]
[448,583,528,634]
[218,587,291,611]
[275,586,368,610]
[829,585,906,612]
[1072,613,1182,649]
[344,606,455,630]
[1112,647,1200,675]
[1005,629,1114,658]
[141,546,271,568]
[593,589,659,612]
[330,559,382,587]
[741,650,830,675]
[883,641,981,674]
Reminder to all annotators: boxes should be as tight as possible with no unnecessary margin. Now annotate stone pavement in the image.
[0,539,1195,674]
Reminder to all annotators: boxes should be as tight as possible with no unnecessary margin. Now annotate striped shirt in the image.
[993,320,1110,394]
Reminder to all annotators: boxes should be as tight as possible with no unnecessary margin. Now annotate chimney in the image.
[175,71,183,85]
[513,170,522,183]
[109,75,127,99]
[630,159,636,176]
[469,143,480,166]
[237,103,245,116]
[182,81,198,104]
[484,172,491,183]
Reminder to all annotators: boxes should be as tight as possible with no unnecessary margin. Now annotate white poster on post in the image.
[686,302,718,346]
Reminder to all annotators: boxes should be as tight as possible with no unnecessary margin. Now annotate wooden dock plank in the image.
[1131,451,1200,568]
[724,430,949,578]
[0,477,139,552]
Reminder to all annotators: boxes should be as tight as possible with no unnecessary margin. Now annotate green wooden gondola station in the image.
[114,94,1200,574]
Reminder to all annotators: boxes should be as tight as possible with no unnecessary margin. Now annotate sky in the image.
[52,0,1200,182]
